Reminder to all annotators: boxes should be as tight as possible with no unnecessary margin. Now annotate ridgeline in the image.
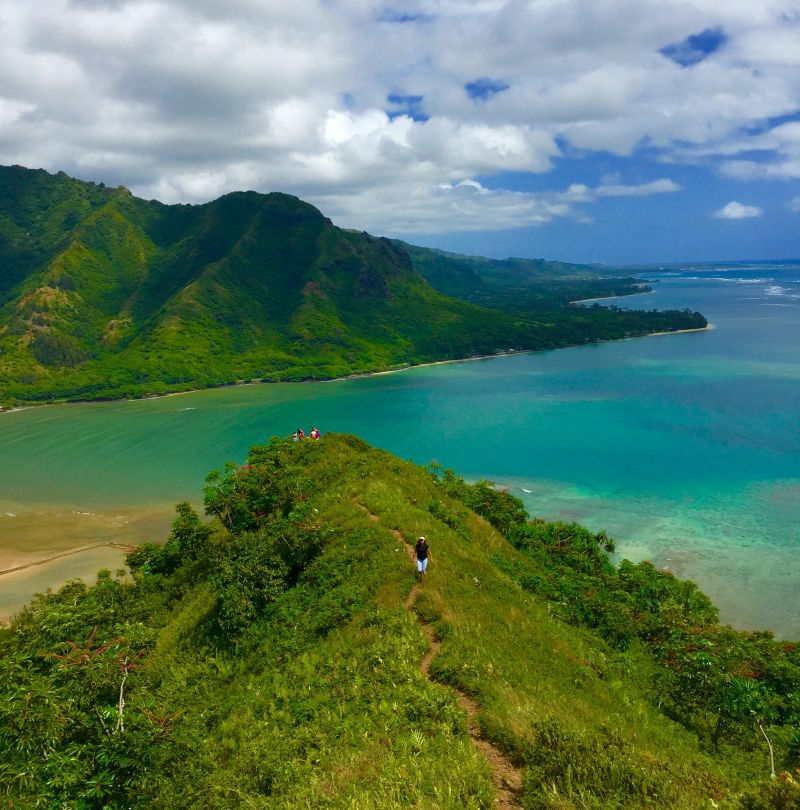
[0,165,705,406]
[2,435,797,808]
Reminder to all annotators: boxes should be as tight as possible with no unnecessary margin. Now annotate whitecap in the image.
[521,488,533,493]
[765,286,787,296]
[678,275,742,282]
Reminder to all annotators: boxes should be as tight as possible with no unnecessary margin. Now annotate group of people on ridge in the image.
[292,427,321,441]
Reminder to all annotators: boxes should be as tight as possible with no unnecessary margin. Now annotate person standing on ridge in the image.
[414,536,431,579]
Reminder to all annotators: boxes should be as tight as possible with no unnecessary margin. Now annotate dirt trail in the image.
[354,500,523,808]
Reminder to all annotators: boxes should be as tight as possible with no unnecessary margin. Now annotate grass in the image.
[1,435,777,808]
[352,456,733,808]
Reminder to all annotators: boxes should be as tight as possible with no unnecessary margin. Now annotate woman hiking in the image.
[414,536,431,579]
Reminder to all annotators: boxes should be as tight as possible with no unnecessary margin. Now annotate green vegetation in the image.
[394,241,604,298]
[399,240,707,340]
[0,165,705,406]
[2,435,797,808]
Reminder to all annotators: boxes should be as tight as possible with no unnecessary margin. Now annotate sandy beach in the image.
[569,287,651,305]
[645,324,715,337]
[0,503,175,568]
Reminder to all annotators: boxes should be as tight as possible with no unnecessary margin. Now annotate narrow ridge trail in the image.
[354,500,523,809]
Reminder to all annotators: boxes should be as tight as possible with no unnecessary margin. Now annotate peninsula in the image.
[0,165,705,407]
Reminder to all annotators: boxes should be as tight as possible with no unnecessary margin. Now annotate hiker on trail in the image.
[310,427,320,440]
[414,536,431,577]
[297,428,305,439]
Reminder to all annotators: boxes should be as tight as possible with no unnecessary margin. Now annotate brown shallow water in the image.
[0,503,175,621]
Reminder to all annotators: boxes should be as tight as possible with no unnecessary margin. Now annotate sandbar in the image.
[0,504,176,622]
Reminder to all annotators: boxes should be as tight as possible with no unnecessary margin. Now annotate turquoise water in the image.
[1,263,798,636]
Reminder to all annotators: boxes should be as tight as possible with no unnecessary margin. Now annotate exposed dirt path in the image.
[354,500,523,808]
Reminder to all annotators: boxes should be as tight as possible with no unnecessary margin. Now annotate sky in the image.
[1,1,800,264]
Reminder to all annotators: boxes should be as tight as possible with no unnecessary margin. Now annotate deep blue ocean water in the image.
[1,262,798,634]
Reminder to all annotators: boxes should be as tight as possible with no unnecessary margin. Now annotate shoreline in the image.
[0,325,714,578]
[645,324,715,337]
[570,287,651,305]
[321,349,532,382]
[0,326,713,415]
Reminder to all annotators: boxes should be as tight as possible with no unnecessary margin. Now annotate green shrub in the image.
[31,330,89,367]
[523,718,675,808]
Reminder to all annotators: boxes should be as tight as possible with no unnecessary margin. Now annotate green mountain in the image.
[2,434,797,807]
[397,240,658,314]
[395,240,602,298]
[0,165,705,405]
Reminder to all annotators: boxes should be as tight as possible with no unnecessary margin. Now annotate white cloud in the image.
[0,0,797,234]
[720,159,800,180]
[308,176,684,234]
[595,178,682,197]
[713,201,764,219]
[789,196,800,212]
[315,180,572,234]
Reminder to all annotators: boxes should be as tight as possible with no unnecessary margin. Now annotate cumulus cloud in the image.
[313,176,683,234]
[316,180,572,234]
[713,201,764,219]
[0,0,797,235]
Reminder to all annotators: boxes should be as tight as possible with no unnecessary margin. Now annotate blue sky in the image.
[414,162,800,265]
[1,0,799,264]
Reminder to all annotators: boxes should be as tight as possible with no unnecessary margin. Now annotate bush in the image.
[738,771,800,809]
[31,330,89,367]
[523,718,675,808]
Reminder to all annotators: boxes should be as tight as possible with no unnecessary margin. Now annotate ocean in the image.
[1,262,798,635]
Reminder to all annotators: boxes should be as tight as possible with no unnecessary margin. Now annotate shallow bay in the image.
[2,264,798,635]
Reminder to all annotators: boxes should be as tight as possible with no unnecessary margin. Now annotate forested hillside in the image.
[2,435,797,808]
[0,165,705,405]
[394,240,603,298]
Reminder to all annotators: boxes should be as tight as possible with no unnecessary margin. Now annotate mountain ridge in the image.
[2,434,796,807]
[0,165,707,405]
